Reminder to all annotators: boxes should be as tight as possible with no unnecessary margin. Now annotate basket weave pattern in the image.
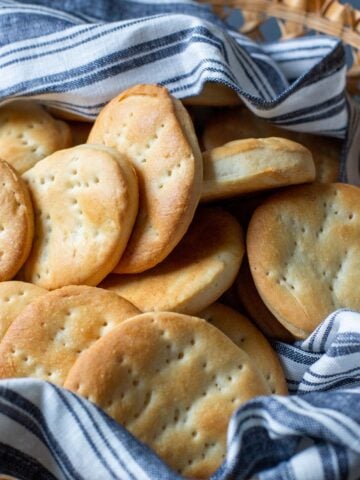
[202,1,360,94]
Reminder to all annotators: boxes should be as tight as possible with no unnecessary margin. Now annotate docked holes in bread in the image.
[0,281,47,341]
[101,208,244,314]
[88,84,203,274]
[247,183,360,338]
[235,259,295,342]
[21,145,138,289]
[64,312,270,478]
[0,285,140,385]
[199,302,288,395]
[0,101,72,174]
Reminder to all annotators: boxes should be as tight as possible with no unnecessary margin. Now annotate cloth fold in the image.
[0,1,358,182]
[0,311,359,480]
[0,1,360,479]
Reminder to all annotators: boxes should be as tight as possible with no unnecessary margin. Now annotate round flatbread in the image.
[101,208,244,314]
[21,144,138,289]
[0,159,34,281]
[88,84,203,273]
[0,285,140,385]
[201,137,315,201]
[0,281,47,341]
[0,101,72,173]
[235,259,295,342]
[199,303,288,394]
[64,311,270,478]
[247,183,360,338]
[202,107,340,183]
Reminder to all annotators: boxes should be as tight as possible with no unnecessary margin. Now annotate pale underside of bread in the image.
[201,137,315,201]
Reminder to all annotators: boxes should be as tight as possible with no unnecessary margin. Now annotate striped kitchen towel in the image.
[0,0,359,182]
[0,310,359,480]
[0,1,360,479]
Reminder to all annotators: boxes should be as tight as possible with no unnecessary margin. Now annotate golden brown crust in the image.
[201,137,315,201]
[21,144,138,289]
[0,281,47,341]
[100,208,244,314]
[88,84,203,273]
[247,183,360,338]
[199,303,288,394]
[202,107,340,183]
[0,101,72,174]
[0,160,34,281]
[235,259,295,342]
[0,285,140,385]
[64,311,270,478]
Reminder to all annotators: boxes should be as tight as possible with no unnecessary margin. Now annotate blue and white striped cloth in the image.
[1,0,360,183]
[0,1,359,479]
[0,310,359,480]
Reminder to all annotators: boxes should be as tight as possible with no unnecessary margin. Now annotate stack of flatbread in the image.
[0,85,355,478]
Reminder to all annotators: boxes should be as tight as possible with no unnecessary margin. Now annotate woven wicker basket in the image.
[201,0,360,96]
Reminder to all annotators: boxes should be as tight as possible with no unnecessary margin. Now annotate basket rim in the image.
[203,0,360,92]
